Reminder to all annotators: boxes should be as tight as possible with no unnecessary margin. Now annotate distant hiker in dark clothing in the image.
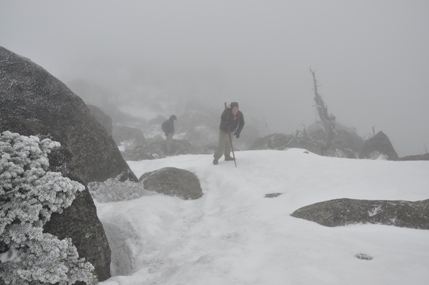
[213,102,244,165]
[162,115,177,152]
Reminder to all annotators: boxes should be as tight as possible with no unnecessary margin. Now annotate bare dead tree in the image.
[309,68,336,152]
[261,114,271,134]
[292,128,320,146]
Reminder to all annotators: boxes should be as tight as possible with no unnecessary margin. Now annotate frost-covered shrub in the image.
[0,131,96,285]
[88,176,157,203]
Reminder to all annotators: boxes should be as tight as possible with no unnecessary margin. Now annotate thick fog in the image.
[1,0,428,156]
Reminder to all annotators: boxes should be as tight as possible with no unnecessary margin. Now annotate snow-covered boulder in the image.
[291,198,429,229]
[139,167,203,200]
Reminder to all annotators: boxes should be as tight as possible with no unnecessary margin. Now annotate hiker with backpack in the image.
[213,102,244,165]
[162,115,177,153]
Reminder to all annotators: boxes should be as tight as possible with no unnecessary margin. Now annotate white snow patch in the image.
[368,205,382,217]
[96,149,429,285]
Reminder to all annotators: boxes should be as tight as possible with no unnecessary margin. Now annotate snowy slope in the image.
[96,149,429,285]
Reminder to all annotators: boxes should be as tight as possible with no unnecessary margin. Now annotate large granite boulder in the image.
[0,46,137,282]
[0,46,137,183]
[44,177,111,282]
[87,104,113,135]
[139,167,203,200]
[359,131,398,160]
[291,198,429,229]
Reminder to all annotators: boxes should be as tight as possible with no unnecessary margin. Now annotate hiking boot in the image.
[224,156,234,161]
[213,159,218,165]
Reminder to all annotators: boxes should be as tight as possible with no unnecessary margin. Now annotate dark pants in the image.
[166,133,173,152]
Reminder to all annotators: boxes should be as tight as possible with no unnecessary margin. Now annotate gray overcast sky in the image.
[1,0,428,156]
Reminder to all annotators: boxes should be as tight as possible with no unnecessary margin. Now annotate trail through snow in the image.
[98,149,429,285]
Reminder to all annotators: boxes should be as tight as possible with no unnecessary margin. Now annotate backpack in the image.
[161,120,168,133]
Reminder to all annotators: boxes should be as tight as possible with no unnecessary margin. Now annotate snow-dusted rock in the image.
[139,167,203,200]
[359,131,398,160]
[291,198,429,229]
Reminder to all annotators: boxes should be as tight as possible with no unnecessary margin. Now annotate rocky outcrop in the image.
[340,130,364,152]
[248,131,356,157]
[139,167,203,200]
[123,138,198,161]
[359,131,398,160]
[291,198,429,230]
[310,129,362,158]
[67,78,144,127]
[248,128,366,159]
[0,46,137,282]
[148,114,167,126]
[249,132,320,153]
[398,153,429,161]
[87,104,113,135]
[112,125,145,146]
[248,133,295,150]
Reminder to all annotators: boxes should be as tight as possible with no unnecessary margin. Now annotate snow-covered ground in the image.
[96,149,429,285]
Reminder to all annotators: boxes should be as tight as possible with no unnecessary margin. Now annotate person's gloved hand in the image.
[235,131,240,138]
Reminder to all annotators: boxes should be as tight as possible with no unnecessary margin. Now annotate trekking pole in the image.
[224,102,237,168]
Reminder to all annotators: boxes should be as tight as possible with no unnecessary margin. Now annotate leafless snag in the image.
[309,68,336,153]
[261,114,271,134]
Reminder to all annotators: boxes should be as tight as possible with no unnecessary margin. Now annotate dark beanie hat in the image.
[230,102,239,109]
